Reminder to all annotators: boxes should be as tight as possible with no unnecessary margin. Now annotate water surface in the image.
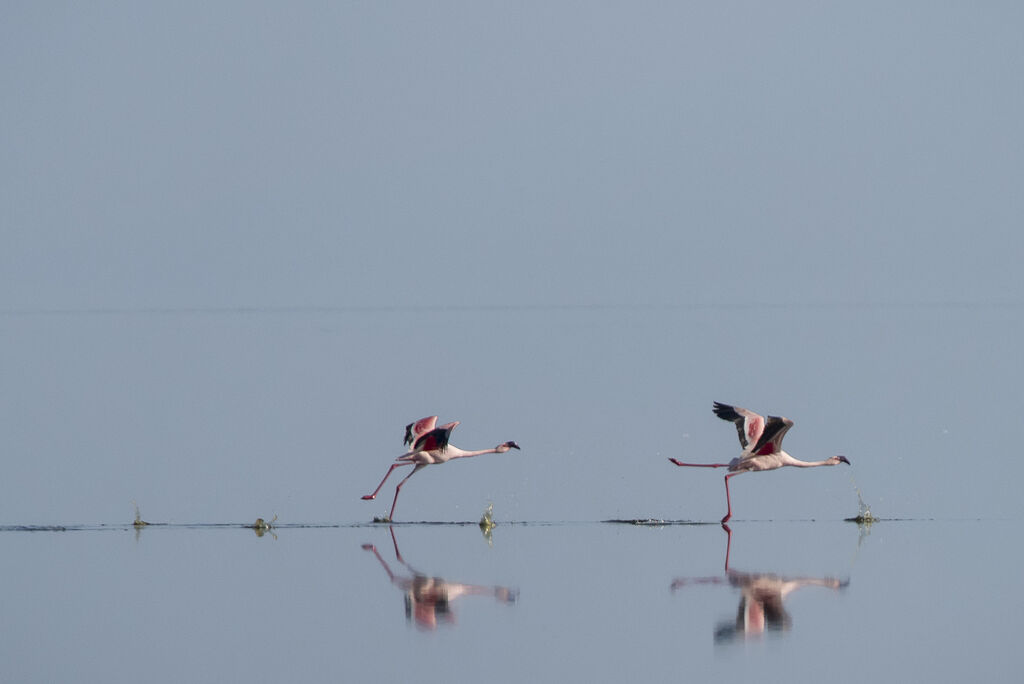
[1,306,1021,682]
[0,518,1016,683]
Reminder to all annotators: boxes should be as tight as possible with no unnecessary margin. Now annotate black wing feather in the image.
[749,416,792,455]
[712,401,750,449]
[414,426,453,453]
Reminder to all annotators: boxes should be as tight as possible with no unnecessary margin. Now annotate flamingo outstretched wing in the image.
[413,421,460,453]
[404,416,438,447]
[713,402,766,450]
[747,415,794,456]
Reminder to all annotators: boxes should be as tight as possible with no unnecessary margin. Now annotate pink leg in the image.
[389,464,425,521]
[669,458,730,468]
[669,458,735,521]
[362,463,412,500]
[721,473,741,523]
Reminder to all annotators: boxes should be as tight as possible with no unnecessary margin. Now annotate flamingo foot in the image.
[669,458,684,466]
[361,494,375,500]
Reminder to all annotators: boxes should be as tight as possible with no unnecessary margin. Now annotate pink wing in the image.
[413,421,460,452]
[404,416,438,447]
[750,416,794,455]
[712,402,765,450]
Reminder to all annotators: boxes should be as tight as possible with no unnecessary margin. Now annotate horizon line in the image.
[2,299,1022,317]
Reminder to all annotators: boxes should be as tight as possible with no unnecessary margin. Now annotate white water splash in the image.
[850,478,876,524]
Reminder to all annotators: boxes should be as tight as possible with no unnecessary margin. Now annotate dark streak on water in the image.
[0,517,953,532]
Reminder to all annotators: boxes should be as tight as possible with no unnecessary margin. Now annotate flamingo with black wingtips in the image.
[669,402,850,523]
[361,416,521,521]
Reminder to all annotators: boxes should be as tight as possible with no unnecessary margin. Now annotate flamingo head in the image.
[496,441,521,453]
[835,455,851,465]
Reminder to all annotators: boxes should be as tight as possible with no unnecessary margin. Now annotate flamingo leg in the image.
[668,458,730,468]
[669,458,737,522]
[389,464,426,521]
[721,472,741,523]
[362,462,413,500]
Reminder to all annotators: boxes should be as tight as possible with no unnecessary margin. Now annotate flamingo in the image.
[361,416,520,521]
[669,402,850,523]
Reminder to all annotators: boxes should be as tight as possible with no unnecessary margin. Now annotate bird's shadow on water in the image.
[670,523,851,644]
[601,517,905,526]
[603,518,722,526]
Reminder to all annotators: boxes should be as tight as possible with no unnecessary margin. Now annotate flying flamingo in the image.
[669,402,850,523]
[361,416,520,521]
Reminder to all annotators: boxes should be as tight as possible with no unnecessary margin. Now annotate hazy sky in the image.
[4,2,1023,312]
[2,3,1023,526]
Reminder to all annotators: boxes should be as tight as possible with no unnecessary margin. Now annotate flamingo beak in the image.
[837,455,851,465]
[508,441,521,450]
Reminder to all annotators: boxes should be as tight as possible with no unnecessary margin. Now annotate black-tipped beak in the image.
[838,455,851,465]
[509,441,521,450]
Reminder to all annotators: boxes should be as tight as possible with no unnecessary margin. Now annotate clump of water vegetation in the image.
[251,514,278,538]
[479,503,496,546]
[372,516,391,524]
[479,502,495,532]
[251,514,277,531]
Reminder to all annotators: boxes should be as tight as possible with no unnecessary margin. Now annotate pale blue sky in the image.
[4,2,1022,312]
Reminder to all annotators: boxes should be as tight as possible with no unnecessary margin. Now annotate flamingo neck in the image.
[781,452,834,468]
[445,446,498,460]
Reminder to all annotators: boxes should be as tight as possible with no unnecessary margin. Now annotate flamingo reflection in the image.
[671,525,847,643]
[362,527,517,630]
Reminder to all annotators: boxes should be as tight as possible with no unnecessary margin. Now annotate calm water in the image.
[1,306,1021,682]
[0,518,1016,683]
